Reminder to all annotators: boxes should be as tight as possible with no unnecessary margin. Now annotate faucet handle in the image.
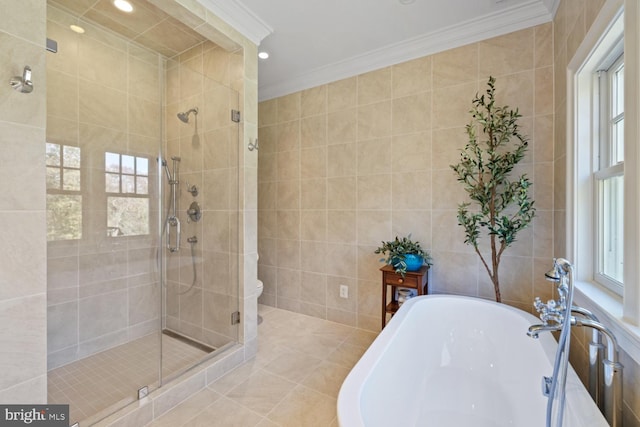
[542,376,553,397]
[534,297,564,323]
[534,297,547,313]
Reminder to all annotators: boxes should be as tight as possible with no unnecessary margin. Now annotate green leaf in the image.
[449,76,536,302]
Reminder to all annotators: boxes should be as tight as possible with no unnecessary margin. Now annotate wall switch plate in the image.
[340,285,348,298]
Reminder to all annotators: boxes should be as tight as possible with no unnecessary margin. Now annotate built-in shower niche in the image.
[45,0,242,424]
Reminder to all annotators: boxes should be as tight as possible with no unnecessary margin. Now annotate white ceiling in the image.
[199,0,558,100]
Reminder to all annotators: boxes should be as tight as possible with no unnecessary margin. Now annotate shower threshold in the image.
[162,329,216,353]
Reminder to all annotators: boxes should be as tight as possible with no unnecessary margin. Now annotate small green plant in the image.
[375,235,432,276]
[450,76,535,302]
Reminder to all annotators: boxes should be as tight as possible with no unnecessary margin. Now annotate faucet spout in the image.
[573,317,619,360]
[527,323,562,338]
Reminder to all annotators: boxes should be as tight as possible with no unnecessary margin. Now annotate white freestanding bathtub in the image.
[338,295,607,427]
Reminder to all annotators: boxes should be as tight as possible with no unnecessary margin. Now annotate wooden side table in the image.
[381,264,429,329]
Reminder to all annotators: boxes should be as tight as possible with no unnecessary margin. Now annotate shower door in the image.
[46,2,241,423]
[161,55,241,381]
[46,3,163,424]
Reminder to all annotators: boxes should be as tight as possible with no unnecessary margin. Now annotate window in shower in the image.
[105,152,149,236]
[46,142,82,241]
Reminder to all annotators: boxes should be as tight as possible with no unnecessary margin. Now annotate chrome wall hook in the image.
[248,138,259,151]
[9,66,33,94]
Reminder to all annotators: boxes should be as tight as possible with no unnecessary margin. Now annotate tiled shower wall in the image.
[0,0,258,414]
[552,0,640,426]
[46,5,163,369]
[45,4,246,367]
[0,0,48,402]
[163,42,244,349]
[257,24,556,331]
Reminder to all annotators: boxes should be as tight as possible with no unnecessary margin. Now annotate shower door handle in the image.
[166,216,181,252]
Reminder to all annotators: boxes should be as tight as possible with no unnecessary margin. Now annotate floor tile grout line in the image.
[144,307,366,426]
[174,394,225,427]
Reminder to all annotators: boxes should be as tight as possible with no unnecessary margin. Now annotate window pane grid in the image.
[597,175,623,284]
[608,57,624,165]
[46,142,82,241]
[104,152,150,236]
[104,152,150,196]
[594,52,624,293]
[46,143,82,192]
[613,63,624,116]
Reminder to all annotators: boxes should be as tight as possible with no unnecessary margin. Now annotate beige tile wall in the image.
[0,0,258,416]
[46,3,247,367]
[258,24,556,331]
[164,42,244,349]
[0,0,48,402]
[46,5,164,369]
[553,1,640,426]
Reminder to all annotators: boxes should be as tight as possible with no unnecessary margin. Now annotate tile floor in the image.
[146,304,379,427]
[48,333,210,425]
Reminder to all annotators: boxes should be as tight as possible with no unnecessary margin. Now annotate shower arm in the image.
[177,107,198,123]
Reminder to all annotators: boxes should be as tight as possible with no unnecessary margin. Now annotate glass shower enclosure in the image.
[45,1,241,424]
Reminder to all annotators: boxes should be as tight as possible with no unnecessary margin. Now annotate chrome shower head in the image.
[544,267,561,282]
[9,66,33,94]
[177,107,198,123]
[544,258,571,282]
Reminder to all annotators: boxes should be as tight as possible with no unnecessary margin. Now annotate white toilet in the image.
[256,253,264,324]
[256,279,264,298]
[256,279,264,325]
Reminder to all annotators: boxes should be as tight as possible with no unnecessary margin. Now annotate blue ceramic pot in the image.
[404,254,424,271]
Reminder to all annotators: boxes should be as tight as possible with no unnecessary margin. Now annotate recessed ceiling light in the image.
[258,51,269,59]
[399,0,416,4]
[113,0,134,13]
[69,24,85,34]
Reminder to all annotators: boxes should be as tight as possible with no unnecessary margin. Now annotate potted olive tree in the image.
[375,235,432,277]
[450,76,536,302]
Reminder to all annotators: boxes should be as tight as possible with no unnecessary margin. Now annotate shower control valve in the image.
[186,182,198,197]
[187,201,201,223]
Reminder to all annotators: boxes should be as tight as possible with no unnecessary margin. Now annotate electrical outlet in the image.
[339,285,348,299]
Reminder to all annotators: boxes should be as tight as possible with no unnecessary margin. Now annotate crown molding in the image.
[544,0,561,16]
[258,0,554,101]
[196,0,273,45]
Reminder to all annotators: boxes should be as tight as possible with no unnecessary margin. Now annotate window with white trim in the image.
[595,51,624,294]
[571,5,627,297]
[569,0,640,363]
